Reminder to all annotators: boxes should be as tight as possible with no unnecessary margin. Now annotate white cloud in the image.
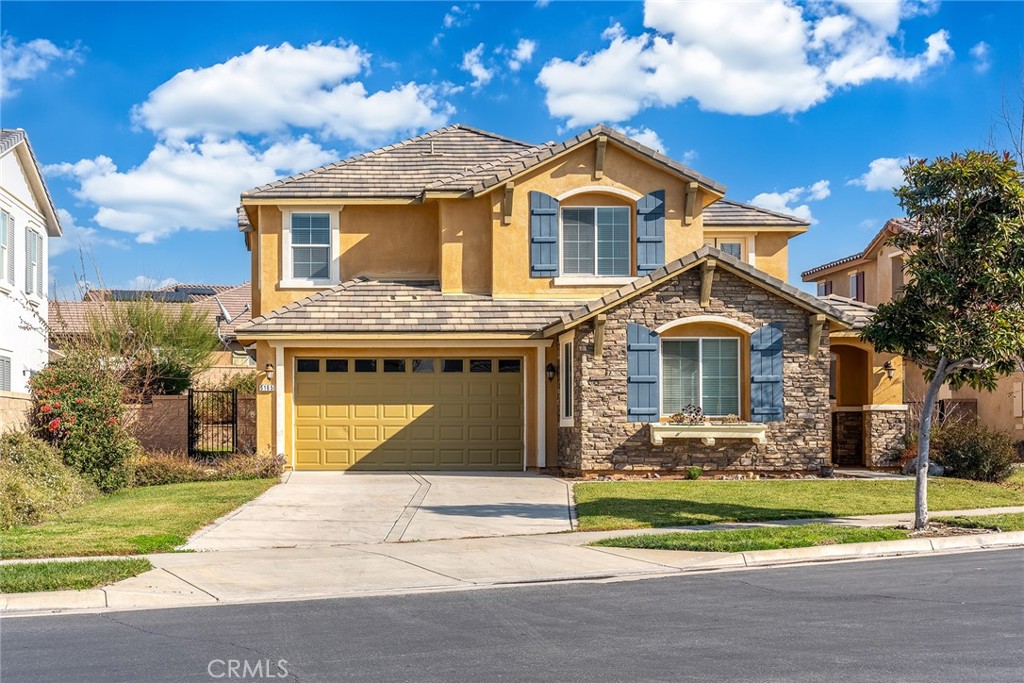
[47,136,338,243]
[132,41,451,146]
[125,275,178,290]
[849,156,907,191]
[537,1,954,127]
[615,125,666,153]
[749,180,830,224]
[49,208,127,257]
[443,4,474,29]
[970,41,991,74]
[461,43,494,89]
[508,39,537,72]
[681,149,699,166]
[1,35,81,99]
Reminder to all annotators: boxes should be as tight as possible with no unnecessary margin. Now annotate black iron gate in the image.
[188,389,238,458]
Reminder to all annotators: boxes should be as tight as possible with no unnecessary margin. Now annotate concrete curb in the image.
[3,532,1020,617]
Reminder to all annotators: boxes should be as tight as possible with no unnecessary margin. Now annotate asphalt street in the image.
[2,550,1022,683]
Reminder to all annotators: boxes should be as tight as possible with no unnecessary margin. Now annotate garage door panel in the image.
[294,357,523,471]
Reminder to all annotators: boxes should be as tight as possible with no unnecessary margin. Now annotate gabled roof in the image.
[801,218,914,280]
[819,294,875,330]
[235,279,583,337]
[241,125,537,200]
[545,246,853,337]
[426,124,726,196]
[703,199,809,228]
[0,129,62,236]
[240,124,726,201]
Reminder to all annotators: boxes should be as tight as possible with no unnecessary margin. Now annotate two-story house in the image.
[235,125,872,475]
[0,129,62,409]
[803,219,1024,460]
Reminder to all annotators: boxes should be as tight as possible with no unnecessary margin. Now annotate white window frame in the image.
[558,205,632,279]
[705,237,744,261]
[0,208,12,292]
[24,225,43,300]
[660,336,742,418]
[281,207,340,288]
[559,333,574,427]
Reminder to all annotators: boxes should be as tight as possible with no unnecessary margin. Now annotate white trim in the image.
[281,207,340,288]
[275,345,287,469]
[535,346,546,468]
[746,235,756,266]
[258,339,552,348]
[553,275,635,287]
[660,336,742,418]
[558,332,574,427]
[554,185,642,202]
[654,315,755,335]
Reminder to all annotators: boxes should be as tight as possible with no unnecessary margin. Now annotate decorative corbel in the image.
[502,182,514,225]
[684,182,699,226]
[594,314,607,359]
[808,314,825,359]
[700,258,717,308]
[594,135,607,180]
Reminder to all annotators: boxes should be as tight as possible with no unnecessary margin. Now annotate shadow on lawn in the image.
[575,498,834,527]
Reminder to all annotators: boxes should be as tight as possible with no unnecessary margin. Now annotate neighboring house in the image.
[0,129,62,403]
[235,124,867,474]
[802,219,1024,463]
[50,282,255,386]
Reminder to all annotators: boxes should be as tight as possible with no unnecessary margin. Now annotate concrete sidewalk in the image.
[4,507,1023,616]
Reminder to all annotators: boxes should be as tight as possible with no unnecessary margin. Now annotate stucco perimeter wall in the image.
[0,391,32,433]
[558,266,832,474]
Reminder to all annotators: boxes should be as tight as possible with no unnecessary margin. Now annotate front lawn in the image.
[574,478,1024,531]
[936,512,1024,532]
[0,559,153,593]
[0,479,276,559]
[592,524,908,553]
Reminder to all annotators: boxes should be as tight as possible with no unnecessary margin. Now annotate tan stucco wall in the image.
[341,204,439,280]
[753,232,791,282]
[953,373,1024,434]
[832,338,903,406]
[439,196,492,293]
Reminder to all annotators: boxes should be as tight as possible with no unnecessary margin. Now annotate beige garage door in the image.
[293,357,524,470]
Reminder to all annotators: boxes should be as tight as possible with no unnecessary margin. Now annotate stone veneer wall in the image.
[863,408,907,468]
[832,411,864,466]
[558,267,832,474]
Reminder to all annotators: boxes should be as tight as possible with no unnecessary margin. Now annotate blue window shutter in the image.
[529,191,559,278]
[627,322,660,422]
[750,323,784,422]
[636,190,665,276]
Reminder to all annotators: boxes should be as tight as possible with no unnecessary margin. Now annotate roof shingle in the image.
[703,199,809,227]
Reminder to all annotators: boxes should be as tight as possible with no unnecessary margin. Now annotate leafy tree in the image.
[86,299,220,398]
[862,150,1024,528]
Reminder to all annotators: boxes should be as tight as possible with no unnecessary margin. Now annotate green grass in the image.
[574,478,1024,531]
[1005,467,1024,487]
[0,559,153,593]
[592,524,909,553]
[936,512,1024,532]
[0,479,276,559]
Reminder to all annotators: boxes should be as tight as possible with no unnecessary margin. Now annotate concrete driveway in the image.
[184,472,574,551]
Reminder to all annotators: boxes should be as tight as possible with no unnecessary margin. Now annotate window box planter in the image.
[650,422,768,446]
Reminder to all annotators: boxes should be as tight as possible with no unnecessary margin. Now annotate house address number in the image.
[259,384,275,392]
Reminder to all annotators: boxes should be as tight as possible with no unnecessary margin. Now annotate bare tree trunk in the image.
[915,356,949,529]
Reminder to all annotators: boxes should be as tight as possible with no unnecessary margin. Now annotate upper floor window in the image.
[817,280,833,296]
[706,238,743,260]
[662,338,740,417]
[561,207,630,277]
[850,271,865,302]
[24,227,43,298]
[0,210,12,288]
[283,210,337,287]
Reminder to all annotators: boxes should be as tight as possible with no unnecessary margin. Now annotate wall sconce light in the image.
[545,363,557,382]
[883,360,895,380]
[264,363,275,382]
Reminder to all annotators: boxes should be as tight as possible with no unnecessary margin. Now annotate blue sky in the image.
[3,0,1022,296]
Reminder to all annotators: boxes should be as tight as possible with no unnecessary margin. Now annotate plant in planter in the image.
[668,404,705,424]
[714,414,743,425]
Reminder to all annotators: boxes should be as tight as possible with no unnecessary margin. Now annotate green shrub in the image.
[0,432,95,530]
[29,349,140,492]
[133,451,284,487]
[932,420,1016,483]
[684,466,703,480]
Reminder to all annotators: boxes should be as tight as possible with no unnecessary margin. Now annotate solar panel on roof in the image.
[174,286,217,296]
